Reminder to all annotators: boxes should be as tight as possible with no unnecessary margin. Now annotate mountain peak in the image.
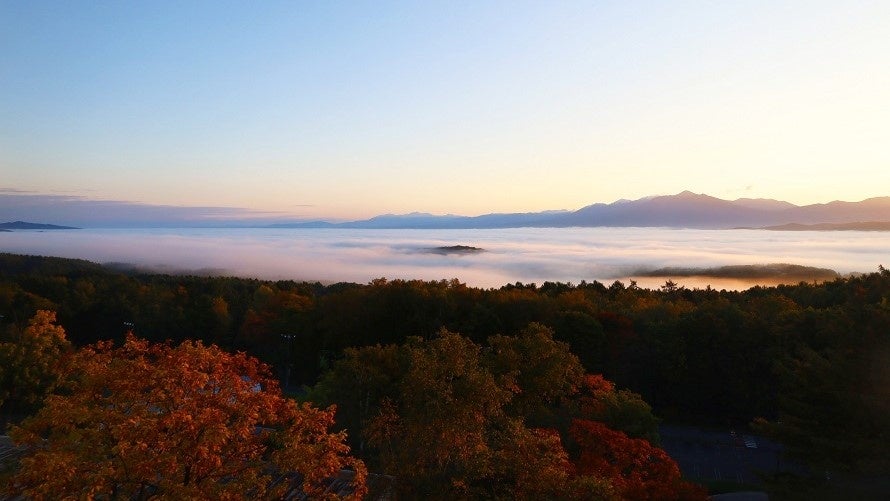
[670,190,714,200]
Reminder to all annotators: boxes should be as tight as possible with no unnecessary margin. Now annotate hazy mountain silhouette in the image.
[271,210,572,229]
[6,192,887,229]
[562,191,774,227]
[273,192,890,230]
[761,221,890,231]
[730,198,797,211]
[0,221,80,230]
[779,198,890,224]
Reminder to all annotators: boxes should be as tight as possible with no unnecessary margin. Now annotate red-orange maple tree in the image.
[9,334,366,500]
[570,419,706,501]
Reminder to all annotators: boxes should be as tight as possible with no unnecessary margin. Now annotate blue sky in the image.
[3,1,889,221]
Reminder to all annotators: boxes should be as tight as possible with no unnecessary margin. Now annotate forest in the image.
[0,252,888,499]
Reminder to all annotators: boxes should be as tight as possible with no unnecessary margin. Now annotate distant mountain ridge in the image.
[760,221,890,231]
[270,191,890,230]
[0,221,80,230]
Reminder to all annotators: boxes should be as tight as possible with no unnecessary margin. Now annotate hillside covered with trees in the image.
[1,253,888,498]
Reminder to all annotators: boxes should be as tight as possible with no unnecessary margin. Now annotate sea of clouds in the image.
[2,227,887,289]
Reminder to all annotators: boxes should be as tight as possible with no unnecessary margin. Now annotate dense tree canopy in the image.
[312,327,703,499]
[3,253,889,495]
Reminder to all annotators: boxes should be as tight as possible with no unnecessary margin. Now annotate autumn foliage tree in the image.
[314,327,704,500]
[315,329,600,498]
[362,331,518,498]
[566,374,661,444]
[571,419,706,500]
[8,334,366,500]
[0,310,72,424]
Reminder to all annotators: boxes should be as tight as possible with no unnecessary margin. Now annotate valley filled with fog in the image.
[3,227,885,289]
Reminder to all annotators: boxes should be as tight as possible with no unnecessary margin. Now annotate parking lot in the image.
[658,425,792,486]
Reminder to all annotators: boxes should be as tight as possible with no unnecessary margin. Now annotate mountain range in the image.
[270,191,890,230]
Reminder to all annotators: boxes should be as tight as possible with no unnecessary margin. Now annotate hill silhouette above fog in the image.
[0,221,80,230]
[272,191,890,230]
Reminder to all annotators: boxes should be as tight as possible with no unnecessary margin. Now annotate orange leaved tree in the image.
[8,334,366,500]
[0,310,72,423]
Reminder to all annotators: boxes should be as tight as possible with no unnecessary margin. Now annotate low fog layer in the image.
[2,227,886,289]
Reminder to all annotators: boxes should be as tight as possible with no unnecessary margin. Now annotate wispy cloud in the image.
[0,193,293,227]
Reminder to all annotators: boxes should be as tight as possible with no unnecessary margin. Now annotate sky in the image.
[3,1,890,222]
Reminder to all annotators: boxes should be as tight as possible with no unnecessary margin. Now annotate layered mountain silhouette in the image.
[271,191,890,230]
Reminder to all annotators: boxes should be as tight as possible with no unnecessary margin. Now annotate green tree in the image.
[486,323,585,425]
[309,342,407,457]
[754,343,890,479]
[365,331,514,498]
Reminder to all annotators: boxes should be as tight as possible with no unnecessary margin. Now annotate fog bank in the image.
[2,227,886,289]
